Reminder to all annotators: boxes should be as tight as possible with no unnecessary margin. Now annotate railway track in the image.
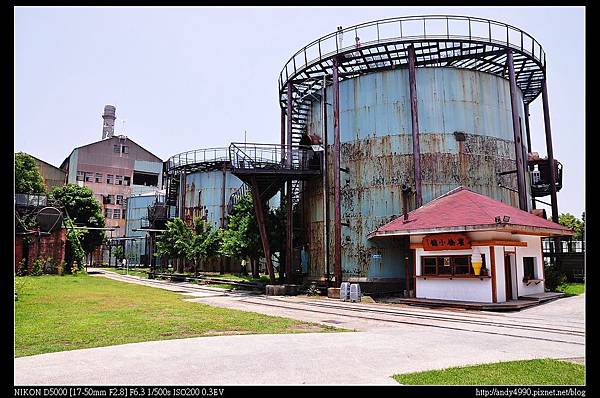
[236,296,585,346]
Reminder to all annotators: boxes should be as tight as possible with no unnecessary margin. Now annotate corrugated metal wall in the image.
[124,194,156,265]
[305,67,530,284]
[183,170,243,228]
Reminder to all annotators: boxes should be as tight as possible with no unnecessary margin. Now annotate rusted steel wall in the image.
[183,170,243,228]
[304,67,529,283]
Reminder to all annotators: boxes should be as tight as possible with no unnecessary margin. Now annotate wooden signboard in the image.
[422,233,471,251]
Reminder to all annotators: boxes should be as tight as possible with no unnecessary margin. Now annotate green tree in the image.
[220,194,283,282]
[220,194,263,267]
[155,218,192,273]
[113,245,125,262]
[64,217,86,274]
[189,218,222,275]
[15,152,46,194]
[50,184,106,265]
[558,213,584,240]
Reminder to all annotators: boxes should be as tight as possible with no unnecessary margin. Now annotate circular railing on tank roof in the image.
[278,15,546,110]
[166,147,230,173]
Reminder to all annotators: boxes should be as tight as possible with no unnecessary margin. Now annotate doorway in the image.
[504,254,513,300]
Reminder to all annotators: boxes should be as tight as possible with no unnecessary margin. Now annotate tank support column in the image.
[507,50,528,211]
[250,176,276,284]
[220,163,227,274]
[178,171,186,218]
[542,80,559,223]
[286,180,293,283]
[281,108,286,162]
[322,75,330,286]
[332,56,342,288]
[286,82,294,283]
[407,45,423,208]
[524,104,535,209]
[286,83,293,168]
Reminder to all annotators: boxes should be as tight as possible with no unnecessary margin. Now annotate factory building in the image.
[60,105,163,237]
[124,190,165,266]
[29,155,67,192]
[59,105,163,265]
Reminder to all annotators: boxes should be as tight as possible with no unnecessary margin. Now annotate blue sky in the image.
[14,6,585,217]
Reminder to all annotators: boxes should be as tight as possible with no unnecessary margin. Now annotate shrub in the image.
[301,282,321,296]
[31,258,43,276]
[544,264,567,292]
[43,256,56,274]
[71,261,80,275]
[16,259,28,276]
[56,261,65,276]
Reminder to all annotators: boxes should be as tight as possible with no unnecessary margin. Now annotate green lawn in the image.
[557,283,585,296]
[393,359,585,385]
[15,274,341,358]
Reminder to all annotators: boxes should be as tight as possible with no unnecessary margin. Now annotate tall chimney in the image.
[102,105,116,139]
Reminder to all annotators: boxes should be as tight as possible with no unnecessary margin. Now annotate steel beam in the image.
[407,45,423,207]
[332,56,342,288]
[322,75,330,285]
[507,50,528,211]
[178,172,186,218]
[250,176,276,284]
[281,108,286,162]
[286,179,293,283]
[286,82,293,168]
[524,103,532,153]
[524,103,536,209]
[220,162,227,274]
[542,80,559,223]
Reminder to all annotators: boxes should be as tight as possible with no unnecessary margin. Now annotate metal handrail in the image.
[229,142,314,170]
[278,15,545,90]
[166,147,229,172]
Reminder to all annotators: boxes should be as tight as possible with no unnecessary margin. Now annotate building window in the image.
[421,256,473,276]
[124,176,131,186]
[122,209,126,219]
[76,171,85,182]
[116,195,123,205]
[422,257,437,275]
[133,172,159,187]
[103,194,115,204]
[523,257,536,281]
[105,208,113,219]
[113,145,120,153]
[113,209,121,219]
[95,173,102,183]
[115,175,124,185]
[121,145,129,154]
[84,172,93,182]
[107,174,114,184]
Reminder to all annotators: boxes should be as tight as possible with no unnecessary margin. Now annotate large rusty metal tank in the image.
[165,148,245,228]
[278,16,545,289]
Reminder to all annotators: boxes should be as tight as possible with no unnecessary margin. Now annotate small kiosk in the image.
[368,187,572,303]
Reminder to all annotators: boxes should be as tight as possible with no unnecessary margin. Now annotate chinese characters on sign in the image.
[422,233,471,251]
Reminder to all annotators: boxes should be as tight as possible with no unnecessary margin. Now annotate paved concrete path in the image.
[14,269,585,385]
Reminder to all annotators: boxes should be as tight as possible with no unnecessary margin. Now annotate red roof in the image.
[369,186,572,238]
